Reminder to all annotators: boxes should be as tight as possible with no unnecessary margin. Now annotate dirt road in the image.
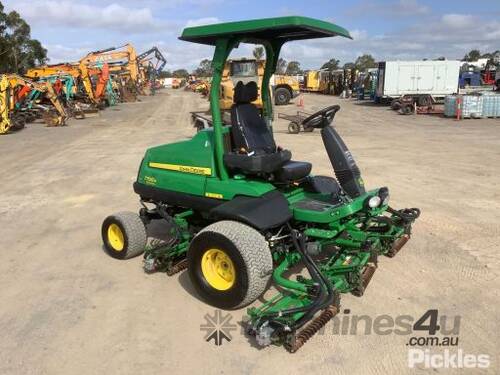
[0,90,498,374]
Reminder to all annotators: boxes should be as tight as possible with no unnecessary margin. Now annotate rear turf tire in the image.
[187,221,273,309]
[102,211,147,259]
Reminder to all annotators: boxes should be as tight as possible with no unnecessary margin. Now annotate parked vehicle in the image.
[376,60,460,106]
[219,59,299,110]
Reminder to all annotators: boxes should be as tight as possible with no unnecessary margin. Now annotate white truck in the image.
[376,60,461,107]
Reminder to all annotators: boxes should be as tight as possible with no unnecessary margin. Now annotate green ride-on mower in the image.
[101,17,420,352]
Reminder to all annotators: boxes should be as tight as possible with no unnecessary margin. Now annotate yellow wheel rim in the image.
[107,223,125,251]
[201,248,235,290]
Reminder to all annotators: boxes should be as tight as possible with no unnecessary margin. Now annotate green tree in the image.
[194,59,212,77]
[354,54,377,71]
[172,69,189,78]
[285,61,302,75]
[343,62,355,70]
[0,3,47,73]
[463,49,481,62]
[276,58,287,74]
[158,70,172,78]
[252,46,264,60]
[321,58,339,71]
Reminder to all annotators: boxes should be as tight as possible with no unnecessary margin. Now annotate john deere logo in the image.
[200,309,237,346]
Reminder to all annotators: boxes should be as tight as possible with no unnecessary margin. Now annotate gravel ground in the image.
[0,89,498,374]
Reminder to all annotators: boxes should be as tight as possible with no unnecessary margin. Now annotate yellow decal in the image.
[144,176,157,185]
[149,162,211,176]
[342,256,353,266]
[205,192,223,199]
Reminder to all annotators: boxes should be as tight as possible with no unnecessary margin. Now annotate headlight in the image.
[368,196,382,208]
[378,187,390,206]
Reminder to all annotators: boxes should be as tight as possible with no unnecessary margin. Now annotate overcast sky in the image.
[4,0,500,71]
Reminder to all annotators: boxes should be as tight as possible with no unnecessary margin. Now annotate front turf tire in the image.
[102,211,147,259]
[187,221,273,310]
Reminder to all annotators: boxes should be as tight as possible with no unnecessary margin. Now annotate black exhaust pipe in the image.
[321,126,365,198]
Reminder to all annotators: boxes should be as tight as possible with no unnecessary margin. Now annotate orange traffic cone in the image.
[297,93,304,108]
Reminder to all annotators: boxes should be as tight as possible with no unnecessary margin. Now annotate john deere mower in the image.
[102,17,419,352]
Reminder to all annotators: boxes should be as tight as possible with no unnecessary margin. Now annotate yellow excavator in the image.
[0,74,67,134]
[81,44,139,81]
[26,62,98,106]
[80,44,142,98]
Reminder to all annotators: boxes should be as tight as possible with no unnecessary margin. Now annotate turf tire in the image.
[102,211,147,259]
[187,220,273,309]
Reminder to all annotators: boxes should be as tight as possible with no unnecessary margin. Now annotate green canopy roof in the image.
[179,16,352,45]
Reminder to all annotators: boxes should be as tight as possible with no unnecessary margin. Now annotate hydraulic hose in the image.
[387,206,421,223]
[365,215,393,233]
[257,227,336,331]
[290,231,335,330]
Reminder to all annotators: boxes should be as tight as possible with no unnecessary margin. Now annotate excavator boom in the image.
[0,74,68,133]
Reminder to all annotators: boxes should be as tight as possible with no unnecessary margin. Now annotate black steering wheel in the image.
[302,105,340,129]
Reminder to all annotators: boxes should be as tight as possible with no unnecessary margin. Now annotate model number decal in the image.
[144,176,157,185]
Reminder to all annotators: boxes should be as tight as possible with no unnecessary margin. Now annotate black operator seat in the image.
[224,81,311,182]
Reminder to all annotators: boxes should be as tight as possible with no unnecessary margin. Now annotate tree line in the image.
[0,2,47,74]
[177,47,500,79]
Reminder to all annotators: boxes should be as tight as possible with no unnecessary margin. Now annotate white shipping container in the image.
[376,60,460,99]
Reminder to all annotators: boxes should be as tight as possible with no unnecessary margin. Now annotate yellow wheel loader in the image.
[219,58,299,110]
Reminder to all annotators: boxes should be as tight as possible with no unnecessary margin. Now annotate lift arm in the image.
[137,47,167,75]
[26,63,98,105]
[80,44,140,82]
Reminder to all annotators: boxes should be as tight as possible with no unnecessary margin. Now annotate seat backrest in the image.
[230,81,276,153]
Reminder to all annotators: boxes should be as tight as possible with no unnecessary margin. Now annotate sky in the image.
[3,0,500,71]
